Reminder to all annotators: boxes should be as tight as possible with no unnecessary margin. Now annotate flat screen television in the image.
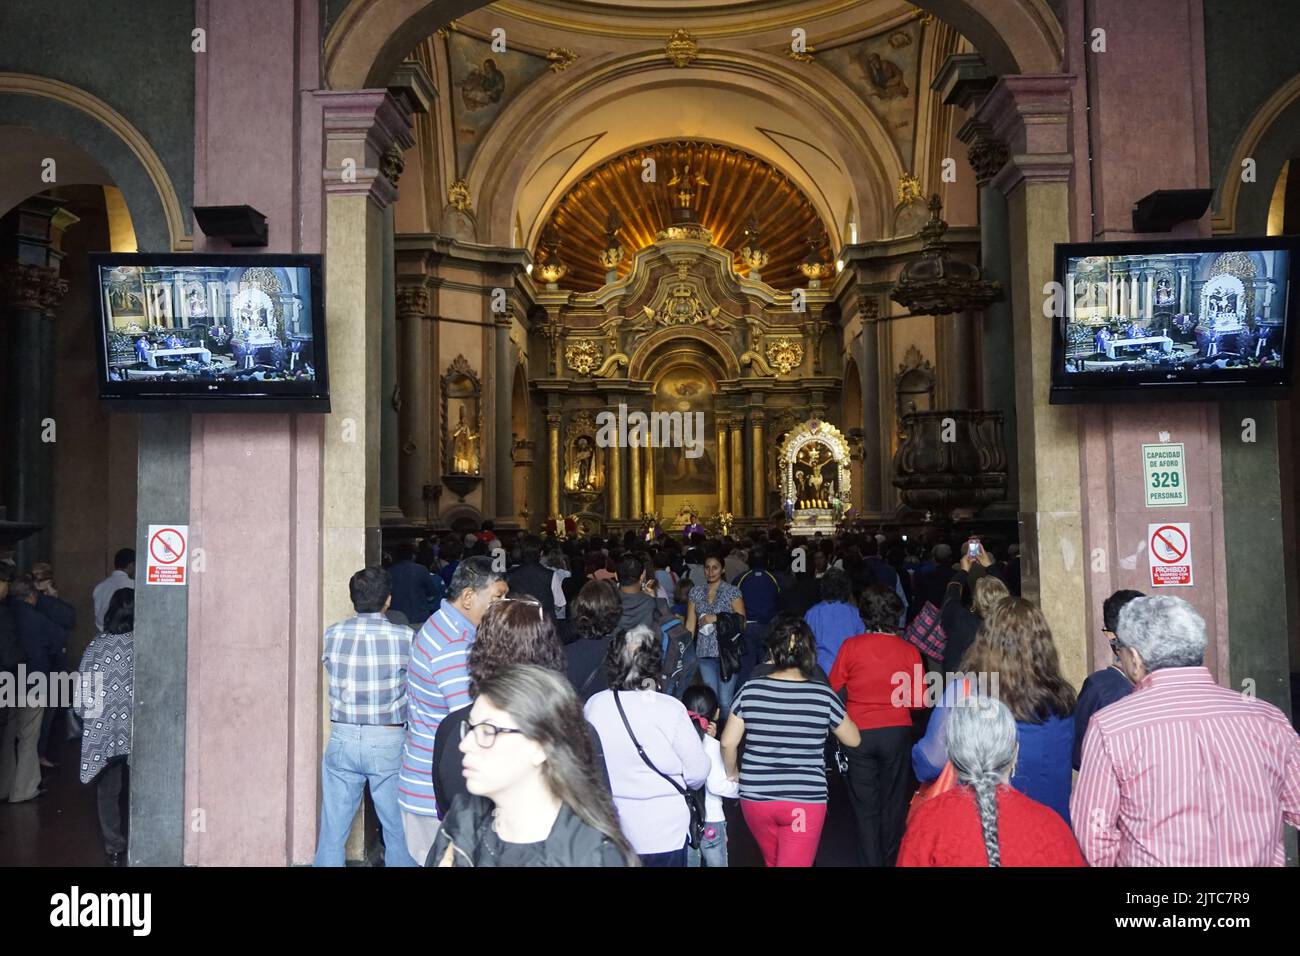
[1050,236,1297,403]
[89,253,328,411]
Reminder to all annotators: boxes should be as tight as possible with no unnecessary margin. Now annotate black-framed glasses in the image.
[461,719,526,749]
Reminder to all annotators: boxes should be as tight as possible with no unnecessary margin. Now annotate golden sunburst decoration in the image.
[534,141,829,291]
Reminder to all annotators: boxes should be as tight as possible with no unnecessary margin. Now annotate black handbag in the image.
[612,689,705,850]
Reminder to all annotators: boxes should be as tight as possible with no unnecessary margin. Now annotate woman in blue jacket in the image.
[913,597,1076,824]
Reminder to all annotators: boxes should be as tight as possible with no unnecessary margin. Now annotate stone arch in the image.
[1212,72,1300,235]
[470,53,902,248]
[0,73,190,251]
[325,0,1065,92]
[627,325,741,382]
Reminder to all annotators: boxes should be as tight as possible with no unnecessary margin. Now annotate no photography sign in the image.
[1148,522,1193,587]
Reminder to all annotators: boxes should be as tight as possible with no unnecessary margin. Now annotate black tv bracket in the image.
[1131,189,1213,233]
[193,204,269,247]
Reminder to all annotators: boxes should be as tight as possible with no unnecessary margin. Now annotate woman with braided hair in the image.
[898,697,1083,867]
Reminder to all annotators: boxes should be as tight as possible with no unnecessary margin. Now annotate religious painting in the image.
[818,19,922,169]
[652,367,716,497]
[447,32,551,176]
[103,267,146,324]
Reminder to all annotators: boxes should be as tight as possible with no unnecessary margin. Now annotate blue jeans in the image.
[314,722,417,867]
[640,845,688,867]
[698,658,739,717]
[686,819,729,868]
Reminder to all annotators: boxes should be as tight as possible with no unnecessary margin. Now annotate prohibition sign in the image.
[1150,525,1187,563]
[150,527,186,565]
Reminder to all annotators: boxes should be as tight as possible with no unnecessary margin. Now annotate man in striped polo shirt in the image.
[400,555,506,864]
[1073,595,1300,866]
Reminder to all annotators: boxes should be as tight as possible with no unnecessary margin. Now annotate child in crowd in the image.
[681,685,739,867]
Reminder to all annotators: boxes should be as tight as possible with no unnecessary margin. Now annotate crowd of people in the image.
[0,548,137,866]
[311,523,1300,868]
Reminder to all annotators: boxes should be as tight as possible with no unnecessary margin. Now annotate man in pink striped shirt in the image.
[1072,595,1300,866]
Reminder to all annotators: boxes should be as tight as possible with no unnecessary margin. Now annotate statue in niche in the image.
[573,435,595,490]
[451,405,480,473]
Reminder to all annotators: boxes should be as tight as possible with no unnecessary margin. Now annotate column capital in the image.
[750,410,766,426]
[394,281,431,319]
[957,117,1010,187]
[318,89,415,209]
[546,411,562,427]
[0,262,68,316]
[972,74,1076,194]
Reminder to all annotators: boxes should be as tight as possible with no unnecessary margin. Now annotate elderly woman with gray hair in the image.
[584,625,709,866]
[899,696,1083,867]
[1073,595,1300,867]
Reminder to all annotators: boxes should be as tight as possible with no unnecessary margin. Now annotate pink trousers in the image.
[740,799,827,867]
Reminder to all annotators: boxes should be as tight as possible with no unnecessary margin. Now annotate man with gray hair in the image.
[1072,595,1300,866]
[398,555,506,863]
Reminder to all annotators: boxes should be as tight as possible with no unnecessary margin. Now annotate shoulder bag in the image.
[612,689,705,850]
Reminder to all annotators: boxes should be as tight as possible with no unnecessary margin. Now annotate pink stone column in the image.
[187,0,325,866]
[1063,0,1227,679]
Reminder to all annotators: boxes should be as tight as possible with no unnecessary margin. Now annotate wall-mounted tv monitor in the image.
[1050,236,1296,404]
[89,253,328,411]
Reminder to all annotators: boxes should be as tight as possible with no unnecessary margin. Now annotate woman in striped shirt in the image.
[720,615,860,867]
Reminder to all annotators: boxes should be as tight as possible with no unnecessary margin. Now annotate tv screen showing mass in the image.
[97,262,318,386]
[1060,248,1290,376]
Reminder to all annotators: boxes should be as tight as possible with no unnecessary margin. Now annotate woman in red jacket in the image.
[898,695,1084,867]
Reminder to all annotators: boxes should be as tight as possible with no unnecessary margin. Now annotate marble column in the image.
[643,434,656,517]
[0,197,71,568]
[608,429,623,520]
[494,316,513,521]
[976,74,1087,685]
[716,415,729,515]
[628,440,642,519]
[379,201,403,524]
[750,410,766,518]
[547,411,561,518]
[321,89,413,582]
[729,415,744,517]
[395,282,431,522]
[949,59,1020,518]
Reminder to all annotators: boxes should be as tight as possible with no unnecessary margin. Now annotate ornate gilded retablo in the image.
[765,336,804,375]
[564,338,602,375]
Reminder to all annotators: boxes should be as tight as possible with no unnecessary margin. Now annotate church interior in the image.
[1,0,1299,868]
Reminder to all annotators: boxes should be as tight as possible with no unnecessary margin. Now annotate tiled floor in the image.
[0,726,106,867]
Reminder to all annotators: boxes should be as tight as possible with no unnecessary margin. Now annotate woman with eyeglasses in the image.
[429,664,637,866]
[431,595,607,819]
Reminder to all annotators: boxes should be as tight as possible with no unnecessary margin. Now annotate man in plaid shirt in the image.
[313,567,417,867]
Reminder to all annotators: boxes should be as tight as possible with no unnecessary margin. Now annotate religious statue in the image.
[572,435,595,489]
[451,405,480,474]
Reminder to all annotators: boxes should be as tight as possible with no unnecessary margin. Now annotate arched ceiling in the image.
[537,141,828,290]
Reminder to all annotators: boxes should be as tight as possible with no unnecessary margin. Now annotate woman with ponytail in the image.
[898,697,1082,867]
